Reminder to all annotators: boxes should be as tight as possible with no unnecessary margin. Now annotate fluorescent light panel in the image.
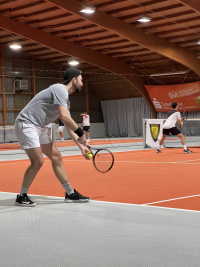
[9,43,22,50]
[80,5,96,14]
[137,14,151,22]
[68,60,79,66]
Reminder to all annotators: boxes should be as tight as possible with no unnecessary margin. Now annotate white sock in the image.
[20,187,28,196]
[62,182,74,195]
[158,145,161,149]
[183,145,187,150]
[61,137,64,141]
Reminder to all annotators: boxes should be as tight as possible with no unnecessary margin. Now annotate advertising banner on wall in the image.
[145,82,200,112]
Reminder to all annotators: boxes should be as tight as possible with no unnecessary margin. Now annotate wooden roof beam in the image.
[0,0,45,15]
[0,0,17,5]
[0,14,156,117]
[46,0,200,76]
[142,13,200,31]
[180,0,200,13]
[27,13,72,25]
[59,12,194,41]
[38,19,84,30]
[107,0,168,15]
[95,0,127,9]
[53,24,97,35]
[14,7,59,20]
[118,3,183,21]
[82,39,128,48]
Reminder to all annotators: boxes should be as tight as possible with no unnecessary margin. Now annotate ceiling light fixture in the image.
[68,60,79,66]
[150,71,188,77]
[80,5,96,14]
[197,40,200,44]
[137,14,151,23]
[9,43,22,50]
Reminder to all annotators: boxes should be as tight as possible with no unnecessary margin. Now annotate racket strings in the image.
[94,150,114,173]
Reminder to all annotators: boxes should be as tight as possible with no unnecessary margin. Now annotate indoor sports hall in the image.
[1,0,200,266]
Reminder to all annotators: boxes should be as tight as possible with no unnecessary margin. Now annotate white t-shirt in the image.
[82,115,90,126]
[163,110,181,129]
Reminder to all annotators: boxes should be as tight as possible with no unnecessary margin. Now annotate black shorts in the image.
[83,126,90,132]
[59,119,64,126]
[163,127,181,135]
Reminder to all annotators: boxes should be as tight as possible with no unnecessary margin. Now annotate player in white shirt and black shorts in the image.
[58,118,65,142]
[157,102,193,154]
[80,112,90,142]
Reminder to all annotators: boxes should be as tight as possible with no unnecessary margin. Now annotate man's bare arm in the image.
[58,105,86,145]
[178,119,183,127]
[58,106,79,131]
[66,128,82,149]
[66,128,90,159]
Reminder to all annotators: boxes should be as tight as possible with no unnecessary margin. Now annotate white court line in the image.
[1,157,200,165]
[0,146,186,158]
[143,194,200,205]
[1,148,200,165]
[1,191,200,213]
[0,146,198,158]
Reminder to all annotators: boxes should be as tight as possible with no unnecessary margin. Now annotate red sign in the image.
[145,82,200,112]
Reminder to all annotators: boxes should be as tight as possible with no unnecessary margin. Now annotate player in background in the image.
[58,118,65,142]
[80,112,90,142]
[157,102,193,154]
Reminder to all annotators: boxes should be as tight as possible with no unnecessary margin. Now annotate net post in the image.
[143,119,147,148]
[4,125,5,143]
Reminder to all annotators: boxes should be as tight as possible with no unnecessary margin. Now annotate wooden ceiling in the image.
[0,0,200,115]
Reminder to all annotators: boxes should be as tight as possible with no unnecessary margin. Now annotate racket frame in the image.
[88,146,114,173]
[182,110,188,122]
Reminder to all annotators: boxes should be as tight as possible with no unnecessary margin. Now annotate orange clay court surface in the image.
[1,140,200,212]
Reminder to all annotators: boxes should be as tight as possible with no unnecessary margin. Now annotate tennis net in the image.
[0,124,56,151]
[0,127,19,150]
[163,119,200,148]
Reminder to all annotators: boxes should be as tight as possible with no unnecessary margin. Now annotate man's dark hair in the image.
[172,102,178,109]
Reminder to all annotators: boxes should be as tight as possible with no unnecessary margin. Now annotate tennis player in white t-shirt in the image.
[80,112,90,142]
[157,102,193,154]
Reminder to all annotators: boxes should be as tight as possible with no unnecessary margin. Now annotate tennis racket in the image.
[86,144,114,173]
[182,110,188,122]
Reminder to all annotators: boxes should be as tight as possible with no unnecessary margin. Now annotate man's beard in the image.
[74,83,81,93]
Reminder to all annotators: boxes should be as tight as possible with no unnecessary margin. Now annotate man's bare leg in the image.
[59,132,64,142]
[157,134,166,153]
[15,147,44,207]
[86,131,90,139]
[22,147,44,189]
[177,133,186,145]
[86,131,90,141]
[41,142,69,185]
[41,142,90,201]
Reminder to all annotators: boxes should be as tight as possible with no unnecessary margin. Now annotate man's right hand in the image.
[80,146,91,160]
